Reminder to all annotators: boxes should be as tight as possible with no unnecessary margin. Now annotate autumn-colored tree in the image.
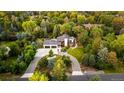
[92,37,102,54]
[112,17,124,30]
[106,51,118,69]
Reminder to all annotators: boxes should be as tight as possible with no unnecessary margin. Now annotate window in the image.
[51,46,57,48]
[45,46,50,48]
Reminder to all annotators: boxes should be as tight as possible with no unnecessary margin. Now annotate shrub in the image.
[38,57,48,69]
[8,42,20,56]
[62,55,71,67]
[49,50,54,57]
[29,71,49,81]
[89,75,101,81]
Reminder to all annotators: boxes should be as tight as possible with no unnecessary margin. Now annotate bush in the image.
[29,71,49,81]
[89,75,101,81]
[8,42,20,57]
[38,57,48,69]
[0,46,8,60]
[61,47,69,52]
[62,56,71,67]
[11,61,27,74]
[23,45,36,64]
[49,50,54,57]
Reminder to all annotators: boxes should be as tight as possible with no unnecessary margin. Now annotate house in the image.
[43,34,76,49]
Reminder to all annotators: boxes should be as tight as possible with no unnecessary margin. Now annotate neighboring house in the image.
[43,34,76,49]
[83,23,103,30]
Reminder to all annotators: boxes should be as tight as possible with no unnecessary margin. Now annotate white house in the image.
[43,34,76,50]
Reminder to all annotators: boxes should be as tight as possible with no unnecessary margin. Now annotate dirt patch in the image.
[81,65,97,72]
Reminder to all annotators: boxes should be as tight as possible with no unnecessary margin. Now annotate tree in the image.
[53,24,60,38]
[51,59,67,80]
[106,51,118,69]
[49,50,54,57]
[22,20,37,33]
[89,54,96,67]
[78,29,89,46]
[110,34,124,59]
[29,71,49,81]
[8,42,20,56]
[107,51,118,64]
[77,15,86,25]
[97,47,108,62]
[112,17,124,30]
[81,53,89,66]
[99,14,113,26]
[92,37,102,54]
[90,27,103,38]
[38,56,48,69]
[60,23,71,34]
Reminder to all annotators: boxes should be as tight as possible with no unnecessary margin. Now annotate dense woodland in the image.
[1,11,124,80]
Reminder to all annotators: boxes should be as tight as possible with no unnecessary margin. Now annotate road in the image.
[69,74,124,81]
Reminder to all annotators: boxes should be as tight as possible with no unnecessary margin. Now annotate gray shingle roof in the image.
[43,39,60,45]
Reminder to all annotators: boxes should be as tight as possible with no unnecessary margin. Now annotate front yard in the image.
[67,47,84,63]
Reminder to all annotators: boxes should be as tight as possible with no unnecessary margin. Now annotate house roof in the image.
[57,34,71,41]
[43,39,61,45]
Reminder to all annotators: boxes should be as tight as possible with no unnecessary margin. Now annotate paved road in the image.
[60,52,83,75]
[69,74,124,81]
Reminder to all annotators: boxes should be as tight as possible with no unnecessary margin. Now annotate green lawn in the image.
[0,73,21,81]
[67,47,84,62]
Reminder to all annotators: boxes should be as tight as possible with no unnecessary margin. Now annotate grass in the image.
[0,73,21,81]
[104,65,124,73]
[67,47,84,62]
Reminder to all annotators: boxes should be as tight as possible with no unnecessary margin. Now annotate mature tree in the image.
[97,47,108,62]
[51,59,66,80]
[40,19,48,37]
[77,14,86,25]
[78,29,89,46]
[22,20,37,33]
[110,34,124,59]
[90,27,103,38]
[81,53,89,66]
[99,14,113,26]
[112,17,124,30]
[8,42,20,56]
[60,23,71,34]
[53,24,60,38]
[92,37,102,54]
[86,16,95,24]
[107,51,118,64]
[89,54,96,67]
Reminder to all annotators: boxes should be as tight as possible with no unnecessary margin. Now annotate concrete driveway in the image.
[21,48,83,79]
[60,52,83,75]
[21,48,58,79]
